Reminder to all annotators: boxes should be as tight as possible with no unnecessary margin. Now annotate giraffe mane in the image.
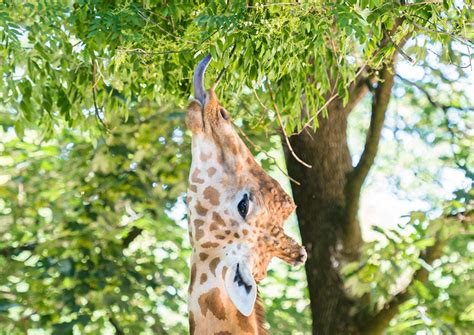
[255,292,268,335]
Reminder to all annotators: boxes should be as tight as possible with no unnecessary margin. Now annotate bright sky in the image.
[358,58,472,241]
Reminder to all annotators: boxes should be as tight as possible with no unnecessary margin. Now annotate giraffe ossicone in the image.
[186,55,307,334]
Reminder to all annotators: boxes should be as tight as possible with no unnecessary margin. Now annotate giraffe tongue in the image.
[224,262,257,317]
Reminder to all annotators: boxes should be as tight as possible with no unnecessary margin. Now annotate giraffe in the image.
[186,55,307,335]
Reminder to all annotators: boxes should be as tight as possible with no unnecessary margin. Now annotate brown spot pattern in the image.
[189,263,196,295]
[201,242,219,248]
[229,141,239,155]
[189,184,197,193]
[200,151,212,161]
[203,186,220,206]
[209,257,220,276]
[200,273,208,284]
[194,219,205,241]
[195,201,208,216]
[191,169,204,184]
[214,332,231,335]
[212,212,226,227]
[198,288,226,321]
[207,167,217,177]
[199,252,209,261]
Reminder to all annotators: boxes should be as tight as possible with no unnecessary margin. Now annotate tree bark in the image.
[284,63,396,334]
[282,18,419,334]
[285,99,358,334]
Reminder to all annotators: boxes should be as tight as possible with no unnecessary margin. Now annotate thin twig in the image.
[235,123,301,185]
[424,46,472,69]
[108,313,125,335]
[247,2,302,8]
[92,60,105,89]
[360,234,446,333]
[397,74,473,174]
[402,0,442,6]
[134,6,198,45]
[388,34,416,65]
[396,74,474,111]
[266,83,312,168]
[406,14,473,47]
[117,47,191,55]
[234,122,262,150]
[92,60,109,131]
[213,43,237,90]
[294,93,339,135]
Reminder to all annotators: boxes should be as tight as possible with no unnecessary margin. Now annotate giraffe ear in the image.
[224,263,257,317]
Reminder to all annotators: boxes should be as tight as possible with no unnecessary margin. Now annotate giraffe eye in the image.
[237,194,249,219]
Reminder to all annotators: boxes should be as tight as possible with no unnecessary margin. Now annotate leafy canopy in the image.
[0,1,470,135]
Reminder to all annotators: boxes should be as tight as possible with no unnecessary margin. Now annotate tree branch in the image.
[332,19,408,259]
[92,60,109,131]
[343,64,396,257]
[256,84,312,169]
[405,14,473,48]
[359,211,472,334]
[396,74,474,112]
[344,17,405,115]
[235,122,302,185]
[108,313,125,335]
[344,70,372,114]
[294,93,339,135]
[396,74,473,176]
[0,243,36,257]
[122,226,143,248]
[360,237,446,335]
[0,227,143,258]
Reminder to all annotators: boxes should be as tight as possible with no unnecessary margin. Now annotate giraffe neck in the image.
[186,119,267,334]
[188,252,264,335]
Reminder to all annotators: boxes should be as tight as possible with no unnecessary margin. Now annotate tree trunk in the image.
[284,59,399,333]
[285,100,359,334]
[282,19,411,333]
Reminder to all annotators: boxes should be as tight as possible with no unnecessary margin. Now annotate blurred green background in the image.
[0,1,472,334]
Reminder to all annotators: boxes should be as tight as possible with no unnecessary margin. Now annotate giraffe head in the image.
[186,55,306,317]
